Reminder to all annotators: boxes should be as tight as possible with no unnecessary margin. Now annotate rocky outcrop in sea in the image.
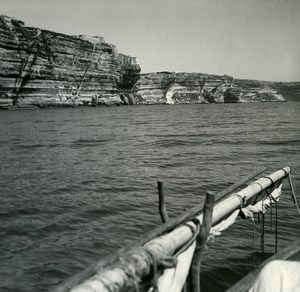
[0,15,140,108]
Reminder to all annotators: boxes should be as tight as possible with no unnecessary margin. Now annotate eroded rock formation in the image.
[134,72,234,104]
[227,79,285,103]
[134,72,289,104]
[0,15,140,108]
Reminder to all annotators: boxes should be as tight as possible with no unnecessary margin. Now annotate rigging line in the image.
[256,191,262,224]
[270,193,273,230]
[173,219,200,257]
[261,212,265,262]
[264,185,280,256]
[265,188,273,231]
[275,197,278,253]
[252,216,256,268]
[268,192,278,254]
[261,196,265,262]
[287,173,300,215]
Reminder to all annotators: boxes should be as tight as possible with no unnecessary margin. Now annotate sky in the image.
[1,0,300,82]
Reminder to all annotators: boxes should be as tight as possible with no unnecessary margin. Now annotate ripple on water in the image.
[0,103,299,292]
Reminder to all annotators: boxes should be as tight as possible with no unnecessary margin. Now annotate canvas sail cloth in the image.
[156,184,282,292]
[249,260,300,292]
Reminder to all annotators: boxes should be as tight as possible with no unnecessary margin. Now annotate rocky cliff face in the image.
[260,81,300,102]
[225,79,285,103]
[134,72,290,104]
[134,72,234,104]
[1,16,297,109]
[0,15,140,108]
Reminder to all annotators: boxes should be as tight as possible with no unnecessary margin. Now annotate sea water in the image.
[0,102,299,291]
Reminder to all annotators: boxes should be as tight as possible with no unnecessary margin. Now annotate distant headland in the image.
[0,15,299,109]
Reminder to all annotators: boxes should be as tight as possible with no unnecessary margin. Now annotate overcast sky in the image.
[2,0,299,82]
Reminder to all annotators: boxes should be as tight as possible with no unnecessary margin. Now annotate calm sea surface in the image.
[0,102,299,292]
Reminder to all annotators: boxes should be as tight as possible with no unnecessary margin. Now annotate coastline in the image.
[0,15,299,109]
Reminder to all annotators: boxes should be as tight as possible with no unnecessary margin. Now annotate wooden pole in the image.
[158,181,169,223]
[190,192,215,292]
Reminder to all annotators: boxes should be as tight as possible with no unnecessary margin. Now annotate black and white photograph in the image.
[0,0,299,291]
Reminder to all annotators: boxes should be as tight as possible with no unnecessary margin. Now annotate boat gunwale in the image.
[225,239,300,292]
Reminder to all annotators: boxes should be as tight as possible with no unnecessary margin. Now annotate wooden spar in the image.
[52,166,286,292]
[210,167,289,225]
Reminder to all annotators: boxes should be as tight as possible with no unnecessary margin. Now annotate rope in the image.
[287,173,300,215]
[255,181,265,193]
[234,194,247,208]
[148,218,201,292]
[281,167,289,178]
[173,219,201,258]
[259,189,264,262]
[261,176,274,186]
[266,187,278,253]
[261,211,265,262]
[265,188,273,231]
[143,249,159,292]
[275,196,278,253]
[252,217,256,268]
[270,194,273,231]
[252,192,261,206]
